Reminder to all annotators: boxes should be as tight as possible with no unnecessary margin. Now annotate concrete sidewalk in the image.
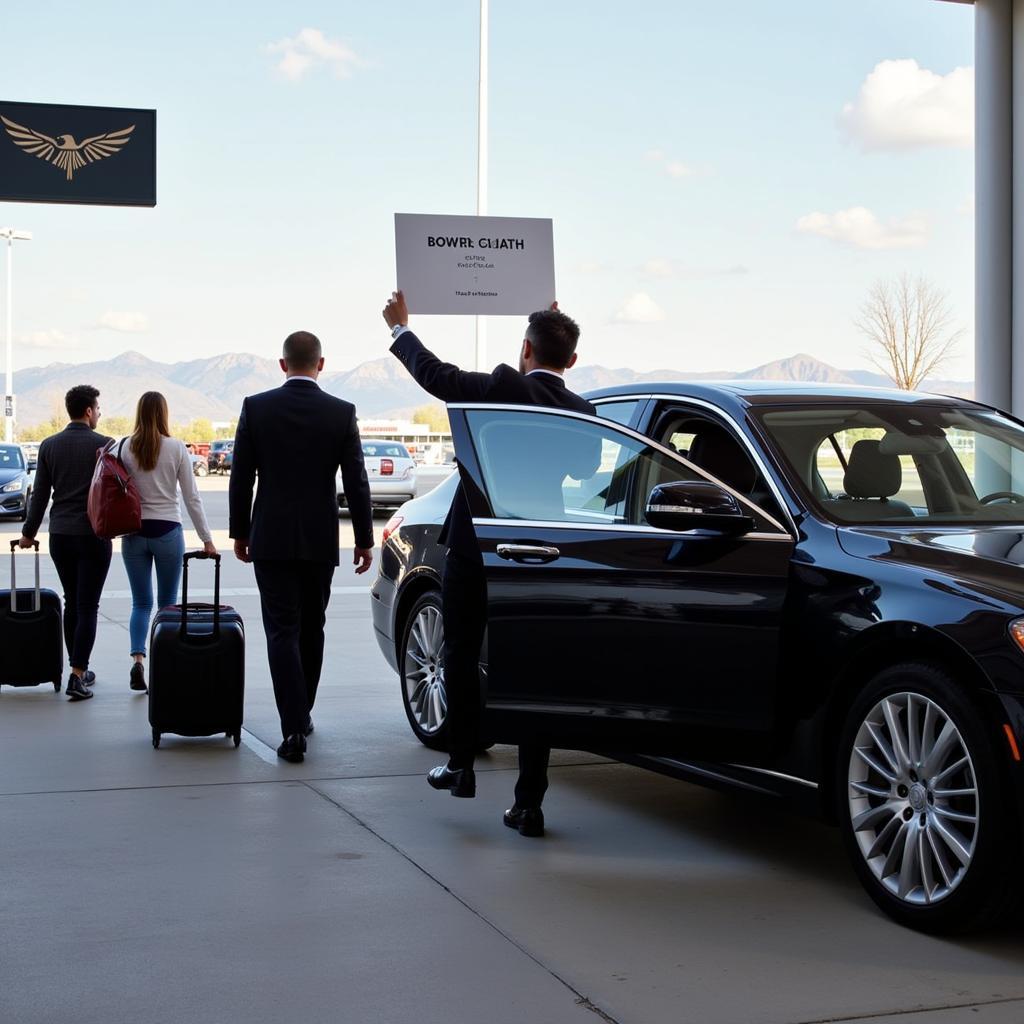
[2,512,1023,1024]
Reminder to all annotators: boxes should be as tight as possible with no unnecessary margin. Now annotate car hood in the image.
[0,467,24,485]
[839,525,1024,602]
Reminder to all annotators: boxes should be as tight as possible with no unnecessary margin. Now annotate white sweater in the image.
[118,436,213,543]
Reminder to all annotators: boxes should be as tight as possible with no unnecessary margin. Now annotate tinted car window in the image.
[760,404,1024,524]
[465,408,784,532]
[593,400,641,427]
[0,445,24,469]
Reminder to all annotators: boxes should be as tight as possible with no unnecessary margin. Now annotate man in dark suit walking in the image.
[230,331,374,763]
[382,291,595,837]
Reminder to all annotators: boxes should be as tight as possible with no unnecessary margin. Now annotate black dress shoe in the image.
[82,670,96,687]
[427,764,476,798]
[66,674,94,702]
[277,733,306,763]
[503,805,545,837]
[303,717,314,737]
[129,663,147,692]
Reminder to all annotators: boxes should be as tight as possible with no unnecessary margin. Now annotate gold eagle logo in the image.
[1,115,135,182]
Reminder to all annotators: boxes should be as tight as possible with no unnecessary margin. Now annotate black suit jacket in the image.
[229,379,374,565]
[390,330,595,561]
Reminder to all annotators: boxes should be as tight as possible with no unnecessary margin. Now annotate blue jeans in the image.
[121,527,185,656]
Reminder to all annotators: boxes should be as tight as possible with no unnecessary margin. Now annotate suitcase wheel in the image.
[53,680,62,693]
[151,729,161,749]
[233,732,241,748]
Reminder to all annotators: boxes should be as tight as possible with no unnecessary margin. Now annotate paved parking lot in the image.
[2,480,1023,1024]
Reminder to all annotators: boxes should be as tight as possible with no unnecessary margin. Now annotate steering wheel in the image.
[979,491,1024,505]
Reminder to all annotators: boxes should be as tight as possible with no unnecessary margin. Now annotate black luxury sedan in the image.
[0,444,32,521]
[369,382,1024,932]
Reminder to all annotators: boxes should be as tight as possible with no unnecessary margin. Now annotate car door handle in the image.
[496,544,561,564]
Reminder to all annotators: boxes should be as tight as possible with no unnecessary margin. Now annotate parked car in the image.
[185,445,208,477]
[370,381,1024,933]
[207,439,233,474]
[20,442,39,471]
[339,440,416,510]
[0,444,32,521]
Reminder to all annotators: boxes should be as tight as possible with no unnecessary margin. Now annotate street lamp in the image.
[0,227,32,444]
[475,0,488,371]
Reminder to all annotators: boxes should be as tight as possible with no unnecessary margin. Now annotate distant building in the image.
[356,418,453,464]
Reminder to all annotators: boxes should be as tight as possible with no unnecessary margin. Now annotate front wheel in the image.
[837,663,1020,933]
[399,591,449,751]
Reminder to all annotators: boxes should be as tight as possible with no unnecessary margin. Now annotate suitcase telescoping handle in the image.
[180,550,221,637]
[8,539,42,615]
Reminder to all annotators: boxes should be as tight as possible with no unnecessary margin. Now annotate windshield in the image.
[758,403,1024,525]
[0,445,25,470]
[362,442,410,459]
[211,441,232,451]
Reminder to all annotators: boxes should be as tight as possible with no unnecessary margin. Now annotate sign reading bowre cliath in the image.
[0,101,155,207]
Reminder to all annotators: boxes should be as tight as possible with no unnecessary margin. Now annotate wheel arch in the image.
[816,621,995,819]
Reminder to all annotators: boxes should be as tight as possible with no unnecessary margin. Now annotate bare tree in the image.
[857,274,964,390]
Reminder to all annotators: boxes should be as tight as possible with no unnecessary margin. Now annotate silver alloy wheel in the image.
[848,691,979,905]
[404,603,447,735]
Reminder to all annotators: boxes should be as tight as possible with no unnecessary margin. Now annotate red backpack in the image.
[88,439,142,539]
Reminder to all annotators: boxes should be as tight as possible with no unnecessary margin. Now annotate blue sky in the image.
[0,1,974,379]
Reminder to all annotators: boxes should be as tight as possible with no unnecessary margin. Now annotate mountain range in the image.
[11,350,973,428]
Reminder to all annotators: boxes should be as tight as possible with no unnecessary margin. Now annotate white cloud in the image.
[575,261,610,274]
[840,59,973,151]
[266,28,362,81]
[645,149,705,180]
[20,329,76,349]
[97,311,149,333]
[612,292,667,324]
[795,207,928,250]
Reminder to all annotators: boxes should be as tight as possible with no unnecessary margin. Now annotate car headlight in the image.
[2,479,23,493]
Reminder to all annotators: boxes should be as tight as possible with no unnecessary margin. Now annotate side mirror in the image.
[645,480,755,536]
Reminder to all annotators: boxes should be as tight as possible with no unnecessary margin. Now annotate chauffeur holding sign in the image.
[382,290,595,837]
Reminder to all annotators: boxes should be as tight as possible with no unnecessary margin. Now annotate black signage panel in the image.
[0,100,155,207]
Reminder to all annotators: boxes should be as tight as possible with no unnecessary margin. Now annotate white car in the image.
[338,440,417,510]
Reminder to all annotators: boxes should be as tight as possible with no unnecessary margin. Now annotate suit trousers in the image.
[253,559,335,739]
[441,552,551,808]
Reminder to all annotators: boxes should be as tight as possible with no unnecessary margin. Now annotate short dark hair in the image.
[283,331,322,372]
[65,385,100,419]
[525,309,580,369]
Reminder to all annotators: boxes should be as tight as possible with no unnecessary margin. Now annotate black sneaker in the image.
[66,674,93,702]
[130,663,147,692]
[82,670,96,687]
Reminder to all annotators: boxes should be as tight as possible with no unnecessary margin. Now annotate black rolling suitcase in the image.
[148,551,244,748]
[0,540,64,693]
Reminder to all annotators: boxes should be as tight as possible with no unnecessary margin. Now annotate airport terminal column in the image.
[1,227,32,444]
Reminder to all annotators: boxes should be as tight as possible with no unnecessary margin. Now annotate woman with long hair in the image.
[120,392,216,692]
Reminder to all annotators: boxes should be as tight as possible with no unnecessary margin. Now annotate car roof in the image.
[582,380,978,410]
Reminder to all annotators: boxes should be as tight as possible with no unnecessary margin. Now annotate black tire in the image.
[836,662,1021,933]
[399,590,449,751]
[152,729,161,749]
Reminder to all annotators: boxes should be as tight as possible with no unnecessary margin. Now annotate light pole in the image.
[475,0,489,371]
[1,227,32,443]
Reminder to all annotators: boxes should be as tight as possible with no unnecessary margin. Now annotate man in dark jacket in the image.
[230,331,374,763]
[20,384,112,701]
[382,291,595,837]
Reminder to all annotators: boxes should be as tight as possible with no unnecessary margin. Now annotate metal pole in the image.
[474,0,489,371]
[5,234,11,443]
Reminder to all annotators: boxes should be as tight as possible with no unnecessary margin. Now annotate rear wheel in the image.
[399,591,449,751]
[837,662,1020,933]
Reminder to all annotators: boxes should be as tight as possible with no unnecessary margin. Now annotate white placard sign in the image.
[395,213,555,315]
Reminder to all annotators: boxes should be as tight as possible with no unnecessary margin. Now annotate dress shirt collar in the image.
[283,375,320,387]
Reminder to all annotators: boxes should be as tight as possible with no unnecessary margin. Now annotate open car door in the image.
[448,403,796,758]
